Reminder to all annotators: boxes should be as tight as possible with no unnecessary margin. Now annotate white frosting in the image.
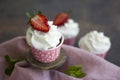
[26,21,62,50]
[79,30,111,54]
[57,19,79,39]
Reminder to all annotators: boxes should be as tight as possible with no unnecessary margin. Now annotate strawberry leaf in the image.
[38,11,42,14]
[26,12,32,18]
[67,10,72,15]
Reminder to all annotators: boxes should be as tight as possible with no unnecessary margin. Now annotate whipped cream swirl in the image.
[79,30,111,54]
[26,21,62,50]
[58,19,79,39]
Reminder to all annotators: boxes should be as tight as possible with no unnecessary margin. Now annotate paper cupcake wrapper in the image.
[31,36,64,63]
[80,47,108,58]
[31,47,61,63]
[64,37,76,46]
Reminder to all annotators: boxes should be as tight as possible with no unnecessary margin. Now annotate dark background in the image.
[0,0,120,66]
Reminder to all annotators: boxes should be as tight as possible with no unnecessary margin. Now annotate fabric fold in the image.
[0,36,120,80]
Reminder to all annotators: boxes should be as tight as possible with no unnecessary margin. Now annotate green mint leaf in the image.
[66,65,86,78]
[4,55,21,75]
[4,55,20,65]
[4,55,11,64]
[67,65,82,71]
[78,73,86,78]
[5,65,14,75]
[75,70,86,78]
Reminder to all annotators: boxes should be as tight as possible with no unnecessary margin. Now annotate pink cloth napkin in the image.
[0,36,120,80]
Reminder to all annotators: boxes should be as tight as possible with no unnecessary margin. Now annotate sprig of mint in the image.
[4,55,21,75]
[66,65,86,78]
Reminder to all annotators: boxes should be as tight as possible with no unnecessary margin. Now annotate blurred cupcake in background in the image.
[78,30,111,58]
[53,12,80,46]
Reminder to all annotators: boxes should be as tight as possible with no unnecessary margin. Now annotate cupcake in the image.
[53,12,79,46]
[78,30,111,58]
[26,12,64,63]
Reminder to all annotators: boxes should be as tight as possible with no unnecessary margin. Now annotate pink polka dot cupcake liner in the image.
[64,37,76,46]
[31,36,64,63]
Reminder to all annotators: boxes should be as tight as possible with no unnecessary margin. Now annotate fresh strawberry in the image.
[53,12,69,26]
[26,12,49,32]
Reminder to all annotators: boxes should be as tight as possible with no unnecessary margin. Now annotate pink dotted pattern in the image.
[31,46,61,63]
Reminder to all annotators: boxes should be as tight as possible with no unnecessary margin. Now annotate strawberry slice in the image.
[30,14,49,32]
[53,12,69,26]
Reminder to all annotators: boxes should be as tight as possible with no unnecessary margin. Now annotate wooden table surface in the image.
[0,0,120,66]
